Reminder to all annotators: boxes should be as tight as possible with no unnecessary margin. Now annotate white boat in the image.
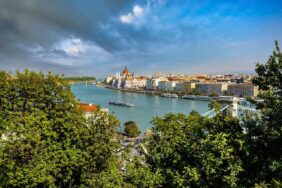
[182,95,211,101]
[182,95,196,100]
[161,93,178,98]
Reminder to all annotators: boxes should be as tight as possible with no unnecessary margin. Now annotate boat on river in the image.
[109,101,134,107]
[182,95,211,101]
[161,93,178,98]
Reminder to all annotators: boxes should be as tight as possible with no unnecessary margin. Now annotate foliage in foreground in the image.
[0,71,121,187]
[144,111,244,187]
[242,40,282,185]
[124,121,141,138]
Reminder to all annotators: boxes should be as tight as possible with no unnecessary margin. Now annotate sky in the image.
[0,0,282,76]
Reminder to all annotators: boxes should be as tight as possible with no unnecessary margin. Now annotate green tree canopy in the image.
[145,111,244,187]
[242,40,282,185]
[124,121,141,138]
[0,70,122,187]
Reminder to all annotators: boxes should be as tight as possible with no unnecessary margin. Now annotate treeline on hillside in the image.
[0,41,281,187]
[63,76,96,82]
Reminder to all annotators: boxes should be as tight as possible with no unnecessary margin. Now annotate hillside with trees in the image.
[0,71,122,187]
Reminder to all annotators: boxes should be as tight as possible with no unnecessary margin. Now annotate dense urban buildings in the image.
[105,67,258,97]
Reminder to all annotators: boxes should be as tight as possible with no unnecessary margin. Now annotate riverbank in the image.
[96,82,213,100]
[96,82,163,96]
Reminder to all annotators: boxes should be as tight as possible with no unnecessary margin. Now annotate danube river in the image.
[71,84,210,134]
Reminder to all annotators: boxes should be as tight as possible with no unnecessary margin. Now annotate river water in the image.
[71,84,210,133]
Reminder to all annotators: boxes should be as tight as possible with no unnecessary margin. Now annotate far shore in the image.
[95,82,214,99]
[96,82,164,96]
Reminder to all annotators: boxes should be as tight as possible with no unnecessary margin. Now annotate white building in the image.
[158,81,177,91]
[120,77,147,89]
[110,67,132,89]
[122,78,133,89]
[112,77,122,88]
[105,76,114,84]
[132,77,147,88]
[146,77,168,90]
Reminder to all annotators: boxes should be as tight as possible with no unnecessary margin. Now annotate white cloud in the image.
[119,5,145,24]
[29,37,112,66]
[54,38,86,56]
[120,13,134,24]
[133,5,144,16]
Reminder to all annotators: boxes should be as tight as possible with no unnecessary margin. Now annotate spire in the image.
[122,66,129,75]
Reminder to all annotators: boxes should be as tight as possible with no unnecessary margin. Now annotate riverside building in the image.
[195,83,228,96]
[175,82,196,93]
[158,81,177,91]
[227,83,259,97]
[145,77,168,90]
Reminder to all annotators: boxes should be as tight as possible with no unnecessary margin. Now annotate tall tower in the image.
[122,66,129,76]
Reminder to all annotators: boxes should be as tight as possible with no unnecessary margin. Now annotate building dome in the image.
[122,66,129,75]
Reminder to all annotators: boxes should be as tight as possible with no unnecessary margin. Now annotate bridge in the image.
[202,96,261,119]
[202,104,231,118]
[69,81,96,86]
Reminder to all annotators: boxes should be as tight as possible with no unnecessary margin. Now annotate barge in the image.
[109,101,134,107]
[182,95,211,101]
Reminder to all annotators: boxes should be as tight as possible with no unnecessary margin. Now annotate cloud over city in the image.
[120,5,146,25]
[0,0,282,75]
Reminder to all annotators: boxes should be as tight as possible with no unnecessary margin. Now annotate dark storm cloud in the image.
[0,0,134,52]
[0,0,139,74]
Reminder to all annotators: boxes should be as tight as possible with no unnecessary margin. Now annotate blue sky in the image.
[0,0,281,76]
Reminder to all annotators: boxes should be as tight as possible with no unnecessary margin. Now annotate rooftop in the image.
[79,103,98,112]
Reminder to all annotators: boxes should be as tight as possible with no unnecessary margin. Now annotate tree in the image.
[124,156,163,187]
[146,112,244,187]
[124,121,141,138]
[0,70,122,187]
[242,40,282,185]
[208,100,221,113]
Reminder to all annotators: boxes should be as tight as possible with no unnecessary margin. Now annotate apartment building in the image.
[195,83,228,96]
[158,81,177,91]
[175,82,196,93]
[227,83,259,97]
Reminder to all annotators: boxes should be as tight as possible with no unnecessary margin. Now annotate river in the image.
[71,84,210,134]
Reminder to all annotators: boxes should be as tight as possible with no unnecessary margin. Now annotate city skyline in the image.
[0,0,282,76]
